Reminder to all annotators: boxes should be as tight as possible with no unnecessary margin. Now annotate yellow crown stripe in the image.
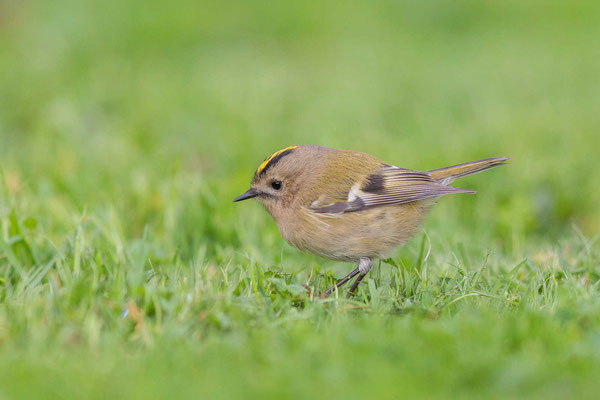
[256,145,298,175]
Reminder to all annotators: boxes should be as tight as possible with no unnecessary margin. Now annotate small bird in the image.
[234,145,508,298]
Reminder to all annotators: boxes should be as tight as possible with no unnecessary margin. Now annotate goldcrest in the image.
[234,145,508,297]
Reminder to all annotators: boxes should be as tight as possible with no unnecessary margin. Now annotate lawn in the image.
[1,1,600,398]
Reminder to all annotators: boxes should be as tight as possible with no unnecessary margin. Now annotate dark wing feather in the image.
[309,167,474,215]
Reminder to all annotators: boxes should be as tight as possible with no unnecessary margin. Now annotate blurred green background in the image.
[1,1,600,399]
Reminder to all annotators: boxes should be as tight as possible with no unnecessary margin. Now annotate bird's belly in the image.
[280,203,428,261]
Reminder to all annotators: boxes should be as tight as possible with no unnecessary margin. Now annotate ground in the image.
[1,1,600,399]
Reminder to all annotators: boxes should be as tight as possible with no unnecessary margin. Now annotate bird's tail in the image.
[427,157,510,185]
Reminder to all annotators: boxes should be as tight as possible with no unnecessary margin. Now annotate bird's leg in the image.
[318,267,360,298]
[347,258,372,298]
[318,257,372,298]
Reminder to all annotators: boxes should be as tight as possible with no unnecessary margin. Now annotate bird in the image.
[234,145,509,298]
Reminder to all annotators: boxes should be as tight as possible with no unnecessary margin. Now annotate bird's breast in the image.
[272,203,429,261]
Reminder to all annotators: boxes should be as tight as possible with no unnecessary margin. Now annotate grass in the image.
[1,0,600,398]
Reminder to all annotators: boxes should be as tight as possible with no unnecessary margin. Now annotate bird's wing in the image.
[308,166,474,215]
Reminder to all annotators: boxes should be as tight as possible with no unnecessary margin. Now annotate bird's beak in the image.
[233,188,258,202]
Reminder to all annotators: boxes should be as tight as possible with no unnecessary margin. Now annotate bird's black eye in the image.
[271,180,282,190]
